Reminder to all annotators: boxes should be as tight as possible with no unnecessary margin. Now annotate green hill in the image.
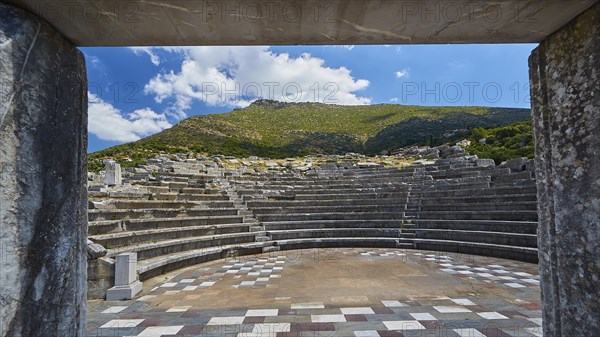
[89,99,531,170]
[465,121,535,164]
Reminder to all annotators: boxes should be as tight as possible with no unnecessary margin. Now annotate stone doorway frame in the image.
[1,2,598,336]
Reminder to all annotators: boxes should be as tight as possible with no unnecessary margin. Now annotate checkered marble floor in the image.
[143,255,288,298]
[88,249,543,337]
[355,250,541,290]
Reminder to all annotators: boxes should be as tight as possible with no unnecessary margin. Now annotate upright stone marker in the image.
[104,160,122,186]
[106,253,142,301]
[529,3,600,337]
[0,3,88,337]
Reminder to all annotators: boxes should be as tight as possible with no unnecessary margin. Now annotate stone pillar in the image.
[106,253,142,301]
[0,3,88,337]
[529,3,599,337]
[104,160,122,186]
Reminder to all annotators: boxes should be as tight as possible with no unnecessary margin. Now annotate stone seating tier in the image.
[89,223,252,248]
[247,198,410,208]
[256,211,406,222]
[405,210,538,221]
[88,208,239,222]
[87,158,541,300]
[416,202,537,211]
[251,204,408,215]
[107,232,259,263]
[88,215,245,235]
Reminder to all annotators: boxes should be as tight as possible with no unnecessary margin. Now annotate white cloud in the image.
[88,93,172,142]
[130,47,161,66]
[384,45,402,53]
[389,97,399,102]
[87,55,102,68]
[395,68,410,78]
[84,54,107,77]
[331,45,355,50]
[143,46,370,118]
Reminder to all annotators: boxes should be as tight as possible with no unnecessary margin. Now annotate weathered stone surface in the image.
[87,240,107,260]
[423,148,440,159]
[525,159,536,172]
[476,159,495,167]
[357,162,380,168]
[5,0,597,46]
[0,3,88,336]
[104,160,122,186]
[87,257,115,300]
[319,162,338,170]
[529,3,600,337]
[501,157,528,172]
[106,253,142,301]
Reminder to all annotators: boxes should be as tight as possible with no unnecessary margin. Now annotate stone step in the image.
[411,238,538,263]
[235,186,412,197]
[88,207,239,221]
[88,215,245,235]
[87,220,123,236]
[235,182,411,190]
[233,174,406,182]
[88,191,152,200]
[257,212,404,222]
[295,187,411,195]
[235,178,413,186]
[418,186,537,197]
[262,219,410,230]
[427,166,494,175]
[416,202,538,212]
[416,193,538,204]
[144,186,222,194]
[179,187,212,194]
[89,200,205,210]
[493,171,534,184]
[411,219,537,234]
[137,242,270,281]
[247,198,409,208]
[267,228,415,240]
[107,232,258,261]
[422,182,492,190]
[90,223,250,248]
[406,210,538,221]
[252,204,407,215]
[262,246,280,253]
[155,173,218,181]
[154,193,230,201]
[414,228,537,248]
[293,192,411,201]
[143,182,211,191]
[272,237,415,251]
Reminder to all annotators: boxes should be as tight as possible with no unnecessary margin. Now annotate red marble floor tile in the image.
[345,314,367,321]
[372,307,395,314]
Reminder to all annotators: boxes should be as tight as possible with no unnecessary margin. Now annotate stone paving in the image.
[87,249,543,337]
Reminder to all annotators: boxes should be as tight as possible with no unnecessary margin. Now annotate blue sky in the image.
[82,44,536,152]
